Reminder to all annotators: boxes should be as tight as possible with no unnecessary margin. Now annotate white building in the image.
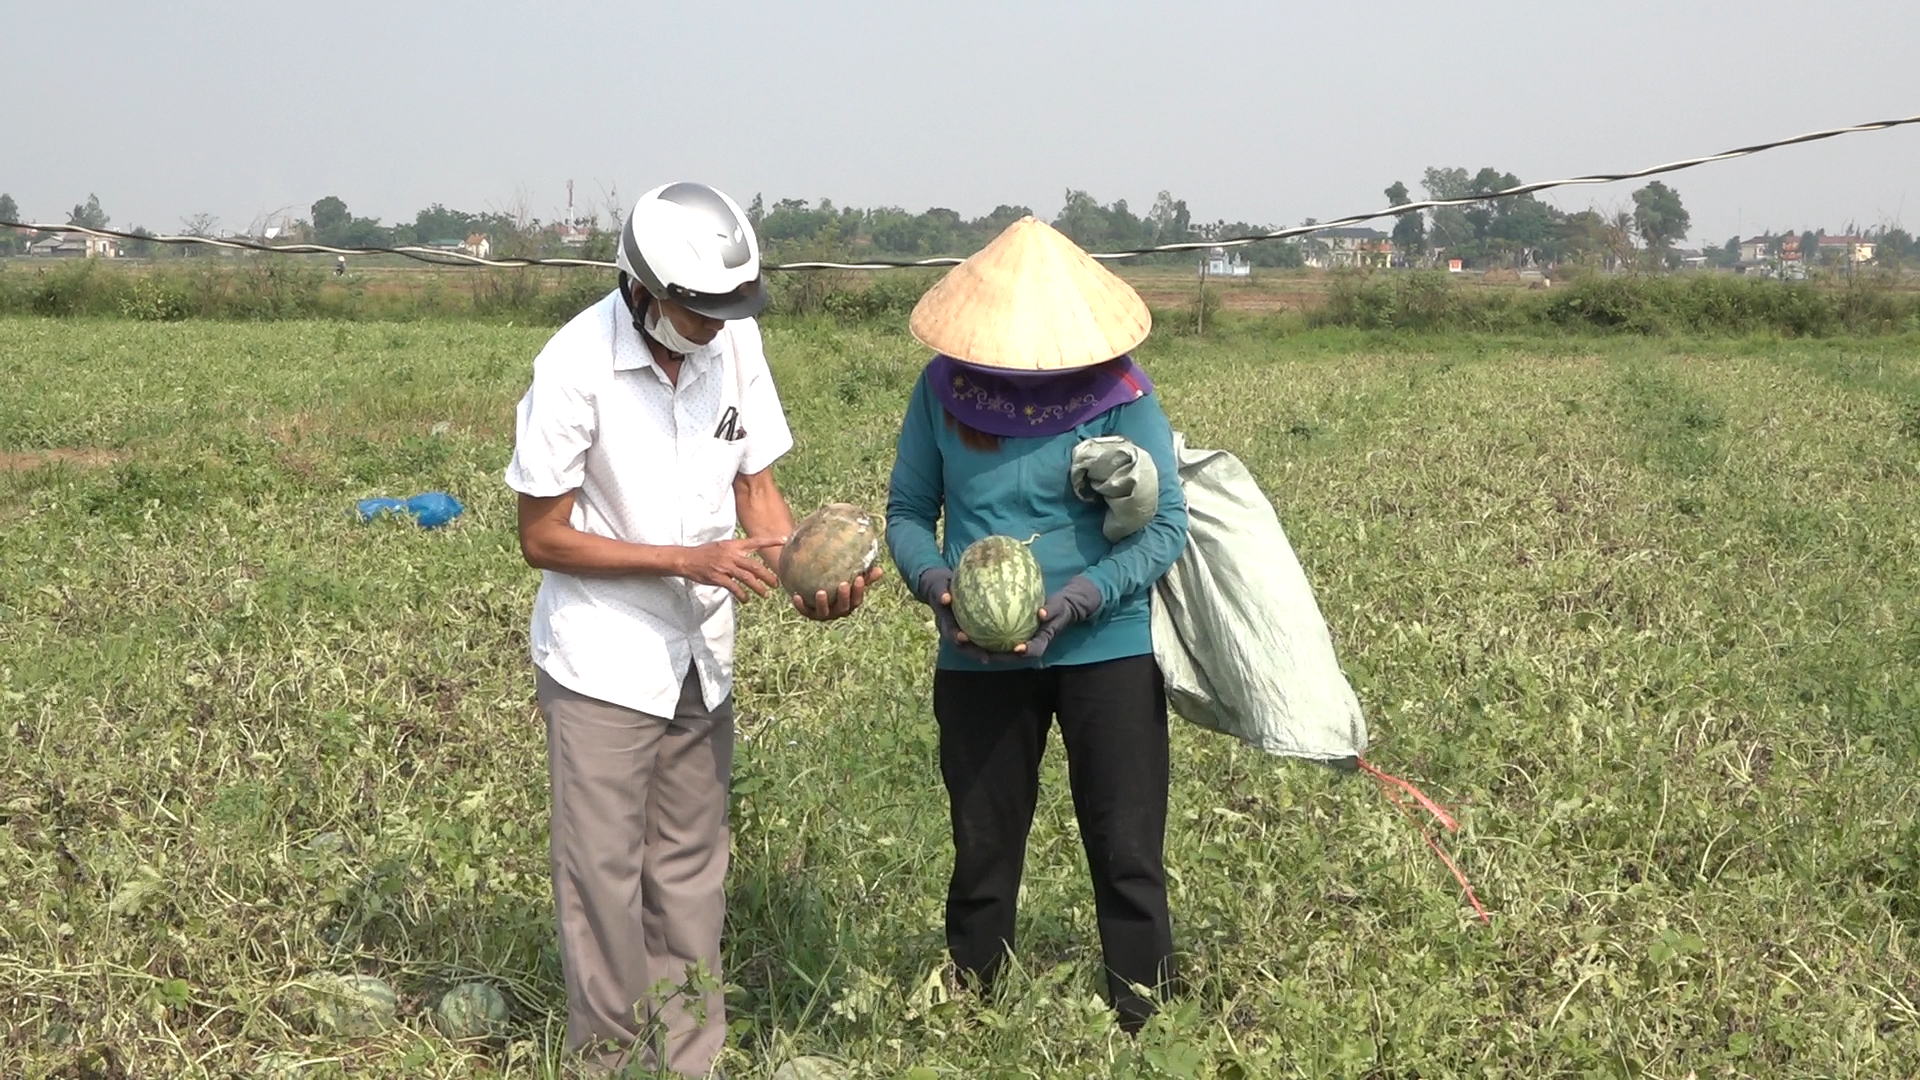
[1201,247,1250,277]
[26,232,119,258]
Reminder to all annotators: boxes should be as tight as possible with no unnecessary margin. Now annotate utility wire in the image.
[3,110,1915,271]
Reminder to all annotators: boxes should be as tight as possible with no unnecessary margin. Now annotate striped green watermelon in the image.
[950,534,1044,652]
[435,981,510,1040]
[303,973,397,1037]
[779,503,879,600]
[772,1056,849,1080]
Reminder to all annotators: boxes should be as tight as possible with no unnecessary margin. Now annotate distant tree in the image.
[1607,209,1638,270]
[1462,167,1518,244]
[759,198,839,244]
[746,193,764,229]
[125,225,156,258]
[1707,234,1741,268]
[1877,227,1914,268]
[1630,182,1690,264]
[977,203,1034,237]
[1298,217,1331,267]
[1421,167,1474,260]
[1555,209,1611,266]
[179,214,218,258]
[0,193,17,254]
[413,203,477,244]
[1053,189,1110,249]
[1107,197,1146,250]
[1146,191,1192,247]
[1798,229,1818,268]
[1422,167,1470,200]
[1385,181,1424,264]
[68,194,110,230]
[311,196,351,242]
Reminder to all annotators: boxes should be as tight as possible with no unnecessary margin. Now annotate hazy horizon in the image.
[5,1,1916,247]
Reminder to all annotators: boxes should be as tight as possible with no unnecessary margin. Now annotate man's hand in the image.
[678,536,785,600]
[791,564,887,621]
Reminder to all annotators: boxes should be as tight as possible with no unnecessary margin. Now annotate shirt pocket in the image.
[694,434,749,519]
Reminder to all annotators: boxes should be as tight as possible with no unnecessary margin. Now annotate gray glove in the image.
[1021,575,1103,660]
[917,567,992,662]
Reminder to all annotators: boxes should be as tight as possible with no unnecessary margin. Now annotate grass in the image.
[4,316,1920,1078]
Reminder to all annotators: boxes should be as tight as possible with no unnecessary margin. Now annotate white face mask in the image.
[643,300,707,356]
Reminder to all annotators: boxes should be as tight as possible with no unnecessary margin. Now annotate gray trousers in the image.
[538,667,733,1078]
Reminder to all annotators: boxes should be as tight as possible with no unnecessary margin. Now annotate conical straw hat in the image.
[909,217,1151,372]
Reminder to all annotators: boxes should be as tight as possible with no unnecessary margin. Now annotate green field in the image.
[5,315,1920,1078]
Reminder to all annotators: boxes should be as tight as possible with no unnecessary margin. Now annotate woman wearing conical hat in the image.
[885,218,1190,1030]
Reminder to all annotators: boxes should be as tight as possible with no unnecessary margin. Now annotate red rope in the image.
[1357,757,1491,925]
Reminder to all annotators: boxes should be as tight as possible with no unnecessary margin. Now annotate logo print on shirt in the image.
[713,406,747,442]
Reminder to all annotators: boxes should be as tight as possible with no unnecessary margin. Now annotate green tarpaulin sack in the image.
[1072,434,1487,920]
[1072,432,1368,762]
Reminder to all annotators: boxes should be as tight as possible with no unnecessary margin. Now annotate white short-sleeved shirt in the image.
[504,290,794,716]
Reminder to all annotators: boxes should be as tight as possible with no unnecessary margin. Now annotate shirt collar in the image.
[611,296,720,376]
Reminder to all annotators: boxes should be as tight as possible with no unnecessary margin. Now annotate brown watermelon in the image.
[779,503,880,600]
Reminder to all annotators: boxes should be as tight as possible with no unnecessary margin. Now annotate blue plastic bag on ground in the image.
[404,492,464,528]
[355,491,464,529]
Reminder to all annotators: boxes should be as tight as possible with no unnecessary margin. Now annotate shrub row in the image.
[0,258,944,326]
[8,259,1920,337]
[1311,270,1920,336]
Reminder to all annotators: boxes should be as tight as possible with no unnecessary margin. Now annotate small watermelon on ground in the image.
[302,973,398,1037]
[778,503,879,600]
[771,1056,849,1080]
[252,1050,315,1079]
[950,534,1044,652]
[434,981,511,1041]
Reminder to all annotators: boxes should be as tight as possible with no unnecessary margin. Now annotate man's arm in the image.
[517,490,780,600]
[731,466,795,574]
[734,466,881,620]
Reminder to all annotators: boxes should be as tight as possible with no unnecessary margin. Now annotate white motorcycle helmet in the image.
[616,182,768,320]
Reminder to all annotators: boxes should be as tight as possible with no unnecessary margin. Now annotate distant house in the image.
[462,233,492,260]
[555,222,592,248]
[26,231,118,258]
[1304,227,1393,269]
[1199,247,1250,277]
[1817,235,1876,264]
[1738,236,1774,262]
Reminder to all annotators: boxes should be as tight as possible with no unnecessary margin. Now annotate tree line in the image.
[3,184,1916,270]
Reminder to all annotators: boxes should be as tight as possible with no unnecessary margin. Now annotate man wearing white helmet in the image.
[505,181,878,1076]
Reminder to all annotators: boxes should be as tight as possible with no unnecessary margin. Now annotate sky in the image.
[4,0,1916,246]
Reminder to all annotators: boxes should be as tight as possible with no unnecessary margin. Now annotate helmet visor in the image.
[665,273,770,321]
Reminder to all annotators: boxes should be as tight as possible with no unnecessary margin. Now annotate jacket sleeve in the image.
[1080,394,1188,609]
[885,371,947,593]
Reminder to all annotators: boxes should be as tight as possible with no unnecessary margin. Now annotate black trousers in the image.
[933,653,1175,1029]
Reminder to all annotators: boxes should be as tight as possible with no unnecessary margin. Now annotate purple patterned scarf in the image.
[927,354,1154,438]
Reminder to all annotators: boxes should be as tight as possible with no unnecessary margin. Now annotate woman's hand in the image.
[792,564,887,621]
[1013,575,1103,659]
[917,567,994,661]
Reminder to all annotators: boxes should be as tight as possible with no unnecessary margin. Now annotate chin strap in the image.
[616,272,685,359]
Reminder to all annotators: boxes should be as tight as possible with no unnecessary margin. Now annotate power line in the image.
[3,110,1915,271]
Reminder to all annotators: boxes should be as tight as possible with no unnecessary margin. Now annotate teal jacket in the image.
[885,365,1189,671]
